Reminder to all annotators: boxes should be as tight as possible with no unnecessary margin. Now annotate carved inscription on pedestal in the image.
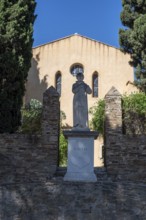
[69,138,91,169]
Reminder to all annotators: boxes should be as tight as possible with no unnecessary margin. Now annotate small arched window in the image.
[55,72,62,96]
[92,72,98,97]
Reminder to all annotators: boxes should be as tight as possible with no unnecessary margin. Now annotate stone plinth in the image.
[63,130,98,182]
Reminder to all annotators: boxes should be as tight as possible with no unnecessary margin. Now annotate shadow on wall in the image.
[0,135,56,220]
[25,52,48,104]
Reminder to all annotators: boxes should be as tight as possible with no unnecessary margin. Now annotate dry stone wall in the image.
[106,134,146,181]
[0,133,45,184]
[105,87,146,182]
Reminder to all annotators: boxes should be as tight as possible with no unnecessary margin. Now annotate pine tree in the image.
[0,0,36,132]
[119,0,146,92]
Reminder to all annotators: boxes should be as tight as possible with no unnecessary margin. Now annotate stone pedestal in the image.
[63,130,98,182]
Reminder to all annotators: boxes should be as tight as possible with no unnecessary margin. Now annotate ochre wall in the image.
[25,34,136,166]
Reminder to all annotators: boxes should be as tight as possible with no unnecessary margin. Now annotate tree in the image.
[0,0,36,133]
[119,0,146,93]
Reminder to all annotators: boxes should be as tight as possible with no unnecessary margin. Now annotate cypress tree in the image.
[119,0,146,93]
[0,0,36,132]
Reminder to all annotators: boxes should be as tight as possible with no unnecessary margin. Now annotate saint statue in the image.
[72,73,92,130]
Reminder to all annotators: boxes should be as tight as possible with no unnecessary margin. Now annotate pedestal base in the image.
[64,172,97,182]
[63,130,98,182]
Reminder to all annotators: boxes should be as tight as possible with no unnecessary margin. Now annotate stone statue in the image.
[72,73,92,130]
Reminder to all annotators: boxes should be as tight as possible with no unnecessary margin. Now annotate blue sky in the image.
[33,0,124,48]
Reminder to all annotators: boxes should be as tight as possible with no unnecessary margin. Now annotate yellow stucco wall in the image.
[25,34,136,167]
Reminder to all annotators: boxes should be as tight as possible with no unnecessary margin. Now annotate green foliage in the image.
[123,92,146,114]
[59,131,68,166]
[59,111,68,166]
[89,99,105,135]
[21,100,68,164]
[21,99,42,134]
[122,92,146,134]
[119,0,146,92]
[0,0,36,133]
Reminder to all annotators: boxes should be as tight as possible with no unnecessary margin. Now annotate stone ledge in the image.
[63,130,98,139]
[56,167,107,177]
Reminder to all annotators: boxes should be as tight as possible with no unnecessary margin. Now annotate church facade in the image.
[25,34,136,166]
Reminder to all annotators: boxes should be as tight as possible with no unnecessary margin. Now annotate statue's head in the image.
[76,73,84,81]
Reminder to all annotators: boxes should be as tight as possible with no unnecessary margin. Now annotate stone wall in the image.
[0,86,60,184]
[0,86,146,219]
[1,179,146,220]
[105,87,146,182]
[0,134,45,184]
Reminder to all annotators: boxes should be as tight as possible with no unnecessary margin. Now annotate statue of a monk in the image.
[72,73,92,130]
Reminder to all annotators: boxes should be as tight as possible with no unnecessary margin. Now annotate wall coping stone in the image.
[105,86,121,97]
[43,86,59,97]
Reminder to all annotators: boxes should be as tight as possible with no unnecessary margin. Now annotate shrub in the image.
[59,111,68,166]
[122,92,146,134]
[89,99,105,135]
[20,99,42,134]
[59,131,68,166]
